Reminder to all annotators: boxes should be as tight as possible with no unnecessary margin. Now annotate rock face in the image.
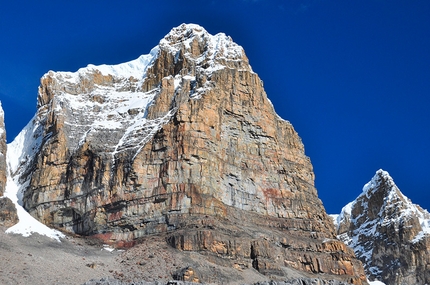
[8,24,366,283]
[0,197,18,227]
[0,101,18,227]
[334,169,430,285]
[0,101,6,196]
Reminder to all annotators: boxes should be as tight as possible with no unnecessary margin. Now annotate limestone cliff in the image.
[8,24,366,284]
[334,169,430,285]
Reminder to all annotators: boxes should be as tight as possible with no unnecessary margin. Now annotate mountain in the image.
[2,24,367,284]
[333,169,430,285]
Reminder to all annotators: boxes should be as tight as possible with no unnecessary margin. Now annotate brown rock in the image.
[173,266,201,283]
[0,197,18,227]
[11,24,367,284]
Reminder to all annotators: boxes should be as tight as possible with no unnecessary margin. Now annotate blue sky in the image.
[1,0,429,214]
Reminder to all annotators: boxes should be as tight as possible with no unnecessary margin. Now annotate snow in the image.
[368,281,386,285]
[102,244,115,252]
[0,101,4,138]
[329,214,339,228]
[7,115,44,178]
[160,23,251,75]
[0,101,3,119]
[3,176,65,241]
[54,46,159,84]
[2,113,65,241]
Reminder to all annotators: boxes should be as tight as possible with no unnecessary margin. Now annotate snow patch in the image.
[102,244,115,252]
[54,46,159,84]
[4,176,65,242]
[329,214,339,228]
[4,114,65,241]
[368,280,386,285]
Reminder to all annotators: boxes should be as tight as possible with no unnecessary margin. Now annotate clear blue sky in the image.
[1,0,429,214]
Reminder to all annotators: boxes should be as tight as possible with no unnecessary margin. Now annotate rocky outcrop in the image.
[334,169,430,285]
[9,24,366,283]
[0,197,18,227]
[0,101,6,196]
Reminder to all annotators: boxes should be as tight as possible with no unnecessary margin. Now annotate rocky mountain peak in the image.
[334,169,430,284]
[6,24,367,284]
[159,23,250,72]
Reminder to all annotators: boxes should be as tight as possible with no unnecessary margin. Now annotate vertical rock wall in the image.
[10,24,367,284]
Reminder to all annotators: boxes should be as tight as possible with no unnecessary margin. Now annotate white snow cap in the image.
[48,23,249,85]
[46,46,159,85]
[160,23,245,58]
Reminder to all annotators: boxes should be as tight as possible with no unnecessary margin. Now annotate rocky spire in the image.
[335,169,430,284]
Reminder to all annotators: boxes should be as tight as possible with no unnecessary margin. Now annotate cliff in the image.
[0,101,18,227]
[8,24,366,284]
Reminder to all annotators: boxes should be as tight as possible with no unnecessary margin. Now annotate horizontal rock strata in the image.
[9,24,367,284]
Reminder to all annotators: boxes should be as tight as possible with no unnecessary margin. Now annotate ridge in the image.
[334,169,430,284]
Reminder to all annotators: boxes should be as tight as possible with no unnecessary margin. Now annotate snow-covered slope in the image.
[333,169,430,284]
[4,116,65,241]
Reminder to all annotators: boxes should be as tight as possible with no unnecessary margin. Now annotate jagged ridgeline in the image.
[333,170,430,285]
[8,24,367,283]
